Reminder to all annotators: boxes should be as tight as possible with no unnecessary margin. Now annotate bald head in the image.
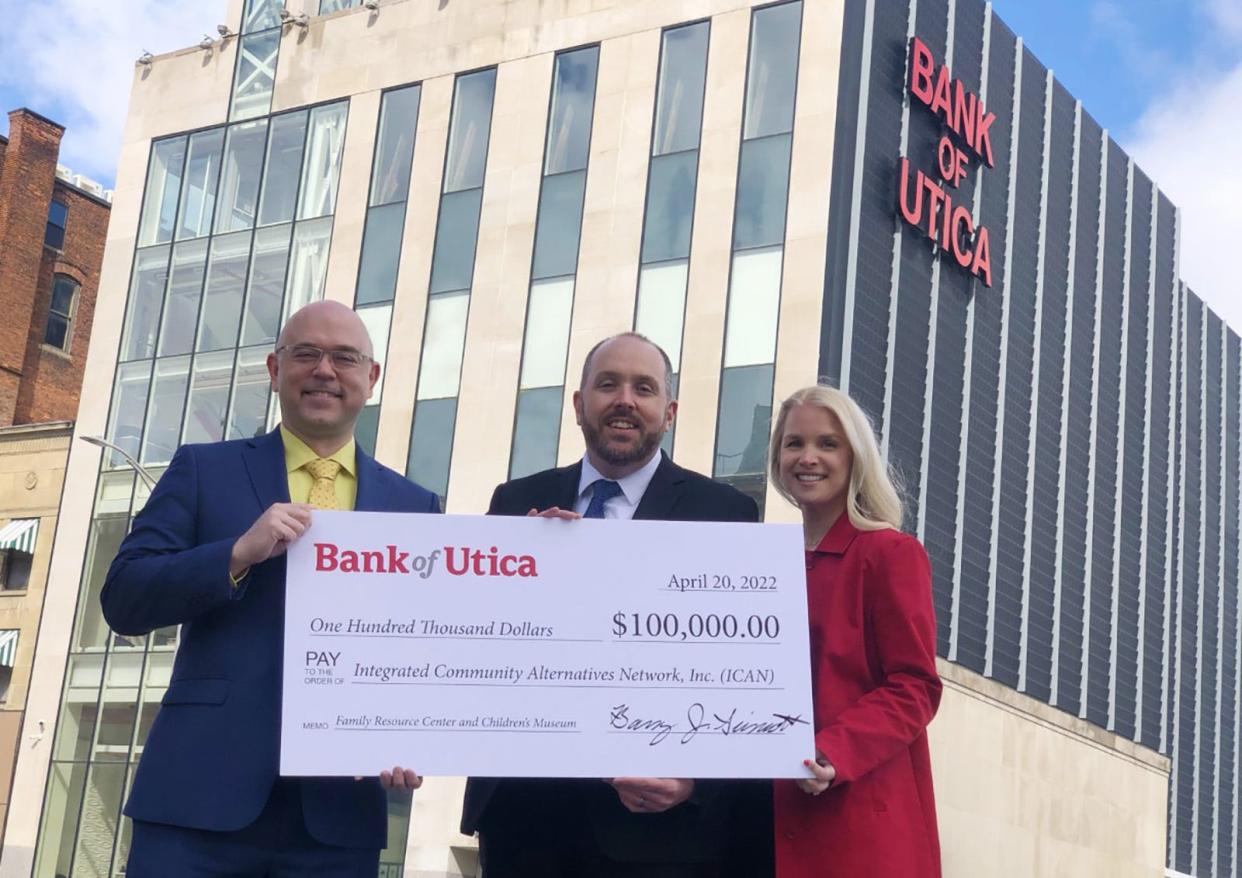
[277,300,374,357]
[579,333,673,399]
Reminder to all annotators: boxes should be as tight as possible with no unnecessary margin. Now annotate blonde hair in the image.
[768,384,905,531]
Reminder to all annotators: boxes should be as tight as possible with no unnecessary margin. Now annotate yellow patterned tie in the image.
[305,458,341,509]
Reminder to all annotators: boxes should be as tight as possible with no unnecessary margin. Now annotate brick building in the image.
[0,107,111,426]
[0,108,109,851]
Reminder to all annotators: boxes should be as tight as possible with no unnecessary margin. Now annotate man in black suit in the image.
[461,333,772,877]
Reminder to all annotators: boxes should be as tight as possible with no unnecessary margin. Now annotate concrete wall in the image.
[932,660,1170,878]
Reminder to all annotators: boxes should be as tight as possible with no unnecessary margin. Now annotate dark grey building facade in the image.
[823,0,1239,874]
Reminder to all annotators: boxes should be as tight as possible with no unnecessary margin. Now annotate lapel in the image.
[552,461,583,510]
[354,446,390,512]
[814,513,861,556]
[242,428,291,509]
[633,453,683,521]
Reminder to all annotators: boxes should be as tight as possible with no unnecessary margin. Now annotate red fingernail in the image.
[803,759,812,766]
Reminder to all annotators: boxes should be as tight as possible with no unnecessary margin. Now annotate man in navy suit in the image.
[460,333,773,877]
[102,301,435,877]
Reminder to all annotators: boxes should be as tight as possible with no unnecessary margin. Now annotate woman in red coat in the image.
[768,384,942,877]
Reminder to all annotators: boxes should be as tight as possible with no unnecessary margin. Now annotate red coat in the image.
[774,515,942,878]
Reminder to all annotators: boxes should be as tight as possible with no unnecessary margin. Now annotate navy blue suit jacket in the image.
[101,428,440,848]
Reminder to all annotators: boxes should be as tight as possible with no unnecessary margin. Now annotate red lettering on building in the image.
[908,36,996,167]
[896,36,1000,288]
[896,159,993,287]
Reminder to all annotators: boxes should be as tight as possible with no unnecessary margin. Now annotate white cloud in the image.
[1206,0,1242,41]
[1126,59,1242,334]
[0,0,226,185]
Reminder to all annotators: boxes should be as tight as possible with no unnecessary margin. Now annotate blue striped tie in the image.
[584,479,623,519]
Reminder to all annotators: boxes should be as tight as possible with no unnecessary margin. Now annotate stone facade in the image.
[0,421,72,848]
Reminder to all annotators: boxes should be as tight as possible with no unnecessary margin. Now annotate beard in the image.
[581,417,664,470]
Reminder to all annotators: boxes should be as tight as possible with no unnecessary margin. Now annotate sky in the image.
[0,0,1237,329]
[991,0,1242,332]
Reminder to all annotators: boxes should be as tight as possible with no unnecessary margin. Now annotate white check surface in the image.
[281,511,815,778]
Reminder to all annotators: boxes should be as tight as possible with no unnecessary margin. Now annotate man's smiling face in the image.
[573,335,677,479]
[267,301,379,446]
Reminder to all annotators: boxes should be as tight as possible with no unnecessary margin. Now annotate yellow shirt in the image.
[279,426,358,510]
[233,428,360,588]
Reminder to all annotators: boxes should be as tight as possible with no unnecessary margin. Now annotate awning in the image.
[0,518,38,554]
[0,630,17,668]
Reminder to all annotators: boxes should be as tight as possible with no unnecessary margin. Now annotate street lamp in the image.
[79,435,158,490]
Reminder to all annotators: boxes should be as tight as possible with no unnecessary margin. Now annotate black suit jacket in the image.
[461,453,770,868]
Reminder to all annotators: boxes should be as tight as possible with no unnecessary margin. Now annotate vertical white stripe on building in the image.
[1079,129,1109,718]
[1134,181,1157,742]
[1170,281,1188,852]
[1017,69,1053,692]
[1233,326,1241,878]
[1191,300,1207,876]
[1050,99,1082,705]
[984,36,1023,677]
[1212,315,1227,870]
[916,0,954,543]
[838,0,876,396]
[1163,206,1182,754]
[879,0,919,454]
[949,3,993,662]
[1106,158,1134,731]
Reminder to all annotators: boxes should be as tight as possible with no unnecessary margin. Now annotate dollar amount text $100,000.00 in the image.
[611,612,780,641]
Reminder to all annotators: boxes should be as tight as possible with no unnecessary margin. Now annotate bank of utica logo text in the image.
[314,543,539,578]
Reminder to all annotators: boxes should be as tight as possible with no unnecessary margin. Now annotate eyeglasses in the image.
[275,344,373,370]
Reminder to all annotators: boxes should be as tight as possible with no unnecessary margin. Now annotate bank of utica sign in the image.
[897,36,996,287]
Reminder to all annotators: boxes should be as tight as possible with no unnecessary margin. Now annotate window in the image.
[138,137,187,246]
[508,47,600,479]
[712,0,803,510]
[0,552,32,590]
[0,518,39,590]
[45,200,68,249]
[44,275,80,351]
[404,69,495,496]
[242,0,284,33]
[231,29,281,122]
[633,21,711,456]
[0,630,15,702]
[176,129,226,240]
[215,120,269,234]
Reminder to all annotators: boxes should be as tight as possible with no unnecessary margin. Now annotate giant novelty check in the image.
[280,511,815,778]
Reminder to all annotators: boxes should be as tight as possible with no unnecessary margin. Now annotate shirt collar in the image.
[810,512,861,555]
[577,449,663,507]
[279,425,357,478]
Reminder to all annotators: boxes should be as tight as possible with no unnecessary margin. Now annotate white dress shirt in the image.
[573,451,663,520]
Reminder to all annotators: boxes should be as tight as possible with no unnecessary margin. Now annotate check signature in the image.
[610,703,809,746]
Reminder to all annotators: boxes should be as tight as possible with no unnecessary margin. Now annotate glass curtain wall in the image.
[33,99,349,878]
[405,68,497,504]
[508,47,601,478]
[711,1,802,509]
[352,83,422,455]
[231,0,285,121]
[633,21,710,453]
